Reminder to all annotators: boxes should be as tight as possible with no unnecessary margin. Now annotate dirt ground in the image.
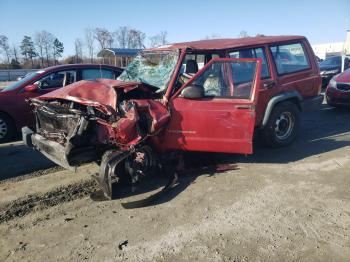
[0,103,349,262]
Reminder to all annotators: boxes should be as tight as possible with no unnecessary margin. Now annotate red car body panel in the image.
[149,36,305,51]
[38,79,121,115]
[0,64,122,131]
[334,69,350,83]
[91,98,170,148]
[326,69,350,106]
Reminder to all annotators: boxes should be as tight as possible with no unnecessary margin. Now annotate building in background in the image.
[97,48,141,68]
[312,30,350,59]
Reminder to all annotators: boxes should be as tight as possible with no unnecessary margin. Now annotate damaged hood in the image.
[37,79,143,115]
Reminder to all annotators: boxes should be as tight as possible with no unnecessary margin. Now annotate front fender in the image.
[261,91,302,129]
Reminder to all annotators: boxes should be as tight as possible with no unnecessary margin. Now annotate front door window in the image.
[36,70,76,89]
[190,60,258,99]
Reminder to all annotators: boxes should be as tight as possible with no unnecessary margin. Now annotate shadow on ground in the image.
[100,153,232,208]
[236,104,350,163]
[0,141,55,181]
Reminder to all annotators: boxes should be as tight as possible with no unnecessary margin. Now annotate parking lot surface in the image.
[0,103,349,261]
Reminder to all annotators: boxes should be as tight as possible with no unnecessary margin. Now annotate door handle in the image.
[235,105,255,110]
[263,80,276,89]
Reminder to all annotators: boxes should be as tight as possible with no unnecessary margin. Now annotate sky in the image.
[0,0,349,57]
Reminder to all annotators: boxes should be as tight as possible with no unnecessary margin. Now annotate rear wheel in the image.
[261,101,300,148]
[0,113,15,144]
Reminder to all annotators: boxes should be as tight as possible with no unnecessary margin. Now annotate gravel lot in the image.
[0,103,349,261]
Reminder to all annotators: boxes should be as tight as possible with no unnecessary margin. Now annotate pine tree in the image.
[20,36,37,68]
[53,38,64,64]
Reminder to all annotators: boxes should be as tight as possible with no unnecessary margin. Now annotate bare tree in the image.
[94,28,113,50]
[85,28,95,62]
[204,33,221,40]
[35,31,55,67]
[0,35,11,67]
[12,45,20,63]
[35,30,56,67]
[113,27,146,49]
[74,38,83,63]
[128,29,145,49]
[42,31,55,66]
[239,30,249,38]
[114,26,129,48]
[35,32,45,67]
[149,30,168,47]
[107,36,113,49]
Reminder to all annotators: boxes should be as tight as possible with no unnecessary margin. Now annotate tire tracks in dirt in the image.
[0,179,97,223]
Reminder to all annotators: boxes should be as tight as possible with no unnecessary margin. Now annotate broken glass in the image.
[118,50,179,92]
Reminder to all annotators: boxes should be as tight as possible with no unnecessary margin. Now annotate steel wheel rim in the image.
[0,118,8,139]
[274,112,294,140]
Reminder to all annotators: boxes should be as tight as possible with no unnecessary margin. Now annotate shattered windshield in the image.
[117,50,179,92]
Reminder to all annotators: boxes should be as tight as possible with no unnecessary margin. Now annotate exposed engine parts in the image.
[26,79,171,202]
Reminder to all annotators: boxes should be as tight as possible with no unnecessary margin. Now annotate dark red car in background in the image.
[0,64,122,143]
[326,69,350,107]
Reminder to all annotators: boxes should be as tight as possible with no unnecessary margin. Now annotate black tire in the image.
[261,101,300,148]
[0,113,15,144]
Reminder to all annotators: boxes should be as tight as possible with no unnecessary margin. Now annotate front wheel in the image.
[261,101,300,148]
[0,113,15,144]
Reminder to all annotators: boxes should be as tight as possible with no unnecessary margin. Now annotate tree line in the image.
[0,32,64,69]
[0,27,168,69]
[0,27,263,70]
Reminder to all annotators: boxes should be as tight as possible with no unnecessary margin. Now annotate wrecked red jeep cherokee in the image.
[23,36,323,199]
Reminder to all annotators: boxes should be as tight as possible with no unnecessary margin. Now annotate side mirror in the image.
[181,84,204,99]
[24,83,39,92]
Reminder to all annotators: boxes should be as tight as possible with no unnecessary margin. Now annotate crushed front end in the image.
[24,50,179,200]
[23,78,171,200]
[23,98,111,170]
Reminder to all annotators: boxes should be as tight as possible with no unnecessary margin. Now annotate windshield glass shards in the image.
[118,50,179,92]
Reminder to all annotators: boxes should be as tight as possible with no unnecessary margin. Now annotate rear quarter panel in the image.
[255,38,321,126]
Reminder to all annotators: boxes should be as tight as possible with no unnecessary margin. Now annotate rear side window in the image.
[82,69,115,80]
[270,43,310,75]
[229,48,270,78]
